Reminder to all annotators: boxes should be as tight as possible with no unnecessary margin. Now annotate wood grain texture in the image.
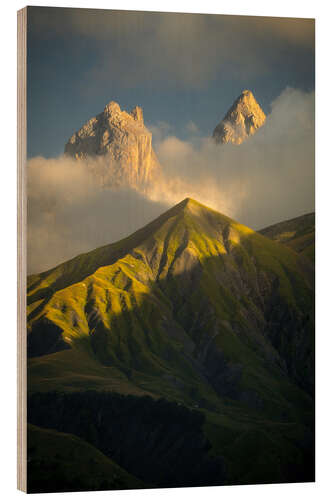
[17,6,27,493]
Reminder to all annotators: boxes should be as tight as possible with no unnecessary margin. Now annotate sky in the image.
[27,7,314,158]
[26,7,315,274]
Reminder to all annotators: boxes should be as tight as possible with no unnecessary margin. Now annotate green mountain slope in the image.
[259,212,315,262]
[27,198,315,487]
[27,424,146,493]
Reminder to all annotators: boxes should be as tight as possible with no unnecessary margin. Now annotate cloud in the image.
[147,121,173,145]
[149,87,315,229]
[186,121,200,135]
[27,156,168,274]
[28,87,314,275]
[29,8,314,49]
[29,8,314,89]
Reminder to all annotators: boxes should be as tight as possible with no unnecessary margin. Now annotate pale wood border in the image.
[17,6,27,493]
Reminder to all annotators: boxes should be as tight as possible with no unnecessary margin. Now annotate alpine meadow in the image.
[23,7,315,493]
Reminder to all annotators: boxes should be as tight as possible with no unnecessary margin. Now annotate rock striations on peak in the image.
[65,101,161,189]
[213,90,266,145]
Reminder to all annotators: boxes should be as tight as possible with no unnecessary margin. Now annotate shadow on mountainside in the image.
[27,199,315,489]
[28,392,225,492]
[27,254,315,489]
[28,249,315,402]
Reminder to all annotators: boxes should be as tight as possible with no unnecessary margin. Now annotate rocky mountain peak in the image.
[103,100,121,117]
[213,90,266,145]
[131,105,144,123]
[64,101,160,188]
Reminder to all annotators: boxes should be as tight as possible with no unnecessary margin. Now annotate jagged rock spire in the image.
[213,90,266,145]
[64,101,160,188]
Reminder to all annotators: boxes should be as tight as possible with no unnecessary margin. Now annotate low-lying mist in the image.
[27,158,169,274]
[28,87,314,274]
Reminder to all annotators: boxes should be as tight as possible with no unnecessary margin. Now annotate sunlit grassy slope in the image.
[259,212,315,263]
[28,198,314,402]
[27,198,315,486]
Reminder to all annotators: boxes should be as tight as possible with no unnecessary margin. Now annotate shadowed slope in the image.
[27,424,146,493]
[27,198,315,487]
[28,198,314,400]
[259,213,315,263]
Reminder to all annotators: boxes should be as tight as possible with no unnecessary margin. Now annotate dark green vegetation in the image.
[259,212,315,263]
[27,198,315,491]
[28,392,224,490]
[27,423,145,493]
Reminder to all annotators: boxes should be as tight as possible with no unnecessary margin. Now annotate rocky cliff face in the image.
[213,90,266,145]
[65,101,161,188]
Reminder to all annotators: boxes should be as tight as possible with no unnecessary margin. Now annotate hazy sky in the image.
[27,7,314,158]
[27,7,315,274]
